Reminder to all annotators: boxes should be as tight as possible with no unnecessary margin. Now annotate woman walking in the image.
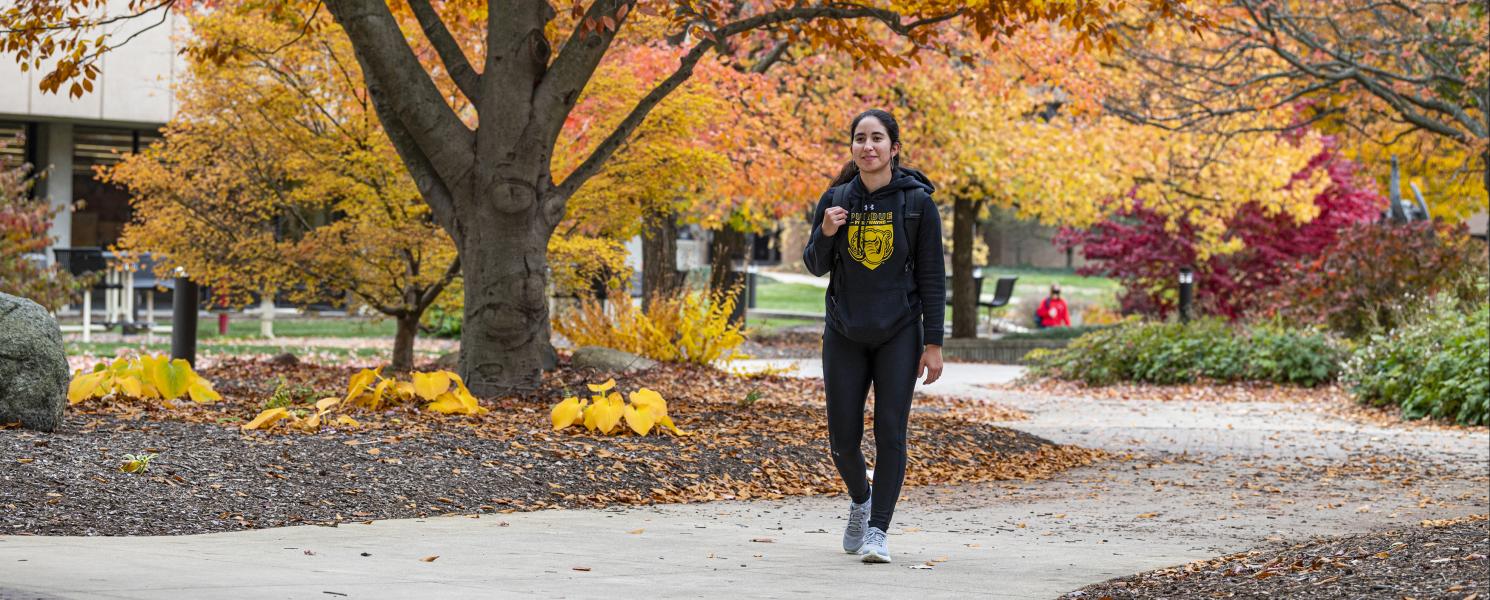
[802,109,946,564]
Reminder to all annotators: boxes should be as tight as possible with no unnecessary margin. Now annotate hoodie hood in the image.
[889,166,936,195]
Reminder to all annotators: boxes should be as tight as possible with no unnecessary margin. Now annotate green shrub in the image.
[1345,297,1489,426]
[1026,319,1344,387]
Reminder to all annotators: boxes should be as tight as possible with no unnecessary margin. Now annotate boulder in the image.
[570,346,657,373]
[0,292,69,431]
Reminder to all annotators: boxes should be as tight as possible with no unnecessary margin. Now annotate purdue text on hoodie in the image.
[802,166,945,346]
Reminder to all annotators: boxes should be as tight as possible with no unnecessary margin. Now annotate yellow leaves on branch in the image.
[554,286,749,367]
[550,379,686,437]
[243,368,486,433]
[68,354,221,405]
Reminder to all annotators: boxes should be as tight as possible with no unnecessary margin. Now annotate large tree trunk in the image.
[951,196,980,338]
[457,202,555,396]
[709,227,748,294]
[391,313,420,373]
[641,211,681,308]
[709,226,748,325]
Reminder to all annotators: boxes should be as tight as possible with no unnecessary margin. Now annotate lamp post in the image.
[1178,267,1194,323]
[170,268,198,366]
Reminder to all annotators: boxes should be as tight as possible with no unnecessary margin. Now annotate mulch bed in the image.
[1,359,1095,536]
[1065,514,1489,600]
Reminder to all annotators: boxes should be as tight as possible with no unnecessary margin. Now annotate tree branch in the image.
[407,0,480,102]
[546,3,962,216]
[418,255,462,311]
[323,0,474,201]
[527,0,628,158]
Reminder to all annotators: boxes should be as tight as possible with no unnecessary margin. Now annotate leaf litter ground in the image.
[1065,514,1488,600]
[1,358,1092,536]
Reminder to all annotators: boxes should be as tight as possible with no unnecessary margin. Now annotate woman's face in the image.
[852,117,898,174]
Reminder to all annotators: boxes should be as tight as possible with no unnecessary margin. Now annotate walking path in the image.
[3,361,1485,599]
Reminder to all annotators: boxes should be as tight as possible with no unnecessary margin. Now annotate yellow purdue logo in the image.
[847,211,894,270]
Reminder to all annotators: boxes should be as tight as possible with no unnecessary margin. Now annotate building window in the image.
[0,121,39,198]
[71,126,161,248]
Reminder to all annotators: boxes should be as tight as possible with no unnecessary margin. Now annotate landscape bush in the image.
[1265,221,1486,338]
[555,285,749,367]
[1026,319,1344,387]
[1345,292,1488,426]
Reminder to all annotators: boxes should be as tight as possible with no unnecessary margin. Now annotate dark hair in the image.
[830,109,902,187]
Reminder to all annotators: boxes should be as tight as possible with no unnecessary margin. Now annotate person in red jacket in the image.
[1037,283,1071,328]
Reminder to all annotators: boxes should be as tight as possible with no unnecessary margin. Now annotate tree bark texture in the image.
[951,196,981,338]
[641,211,681,308]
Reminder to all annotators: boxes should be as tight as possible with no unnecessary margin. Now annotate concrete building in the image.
[1,1,185,261]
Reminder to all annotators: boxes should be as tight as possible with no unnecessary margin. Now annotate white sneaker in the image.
[843,493,871,553]
[859,527,890,563]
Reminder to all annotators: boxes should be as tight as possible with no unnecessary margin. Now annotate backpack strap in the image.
[831,182,851,210]
[900,189,921,273]
[826,183,851,299]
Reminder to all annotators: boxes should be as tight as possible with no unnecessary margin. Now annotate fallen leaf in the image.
[572,566,591,572]
[628,528,645,534]
[751,537,774,543]
[420,555,439,562]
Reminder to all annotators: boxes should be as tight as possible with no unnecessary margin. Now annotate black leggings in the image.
[822,321,920,532]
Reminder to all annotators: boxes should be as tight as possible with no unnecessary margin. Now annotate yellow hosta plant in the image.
[550,379,686,436]
[68,354,221,405]
[243,368,486,432]
[340,368,487,416]
[242,397,360,433]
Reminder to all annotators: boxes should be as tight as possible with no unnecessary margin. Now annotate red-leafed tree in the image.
[0,141,86,310]
[1058,136,1384,319]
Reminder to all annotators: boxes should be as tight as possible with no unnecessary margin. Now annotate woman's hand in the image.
[821,206,848,237]
[918,344,943,385]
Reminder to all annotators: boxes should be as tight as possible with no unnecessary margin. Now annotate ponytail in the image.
[829,160,858,188]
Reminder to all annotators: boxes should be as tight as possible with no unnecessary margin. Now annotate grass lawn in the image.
[64,340,404,361]
[193,317,398,339]
[60,317,432,362]
[975,266,1118,298]
[751,268,1119,326]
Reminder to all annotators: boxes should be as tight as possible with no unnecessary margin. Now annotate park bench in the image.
[945,272,1018,329]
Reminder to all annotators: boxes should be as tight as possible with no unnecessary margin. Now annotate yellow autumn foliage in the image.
[549,379,685,436]
[554,286,749,367]
[242,368,485,433]
[68,354,220,406]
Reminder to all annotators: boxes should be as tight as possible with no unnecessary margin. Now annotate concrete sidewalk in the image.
[3,458,1482,600]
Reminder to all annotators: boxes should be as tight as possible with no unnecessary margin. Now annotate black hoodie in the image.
[803,166,945,346]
